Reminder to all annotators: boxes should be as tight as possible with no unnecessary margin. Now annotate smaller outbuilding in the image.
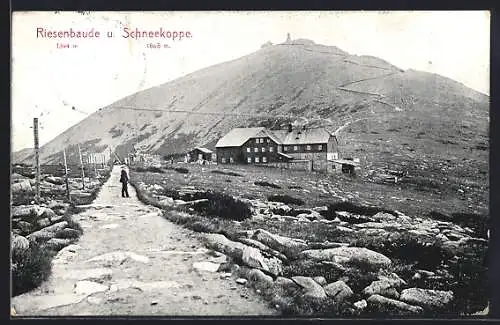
[187,147,215,163]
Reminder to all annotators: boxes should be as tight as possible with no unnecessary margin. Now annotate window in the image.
[247,157,252,163]
[261,147,266,152]
[246,147,250,153]
[269,146,274,152]
[254,148,258,153]
[284,146,289,152]
[255,157,260,163]
[229,157,234,163]
[267,139,270,143]
[262,157,267,163]
[221,158,226,164]
[255,139,258,144]
[293,145,299,151]
[318,144,323,151]
[306,145,311,151]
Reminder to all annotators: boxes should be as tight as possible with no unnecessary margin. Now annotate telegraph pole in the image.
[78,143,85,189]
[33,118,40,204]
[62,148,71,202]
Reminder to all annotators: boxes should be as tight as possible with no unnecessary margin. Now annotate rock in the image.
[16,221,34,234]
[55,228,81,239]
[86,251,150,264]
[208,254,228,264]
[312,206,328,213]
[297,215,312,223]
[87,297,104,305]
[45,238,72,251]
[274,276,300,295]
[363,279,400,299]
[324,281,353,302]
[36,218,51,228]
[236,278,248,285]
[377,273,407,287]
[27,221,69,242]
[252,229,309,258]
[300,247,392,269]
[417,270,435,277]
[354,299,368,310]
[11,205,43,222]
[313,276,327,286]
[193,261,221,273]
[367,294,424,315]
[151,300,159,306]
[237,238,288,262]
[242,246,267,269]
[60,268,113,282]
[73,280,108,295]
[292,276,327,299]
[45,176,64,185]
[11,180,32,193]
[371,212,397,221]
[337,226,355,233]
[220,273,232,279]
[203,233,282,275]
[400,288,454,309]
[247,268,274,290]
[11,234,30,258]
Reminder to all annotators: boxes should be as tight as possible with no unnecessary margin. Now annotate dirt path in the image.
[12,166,278,316]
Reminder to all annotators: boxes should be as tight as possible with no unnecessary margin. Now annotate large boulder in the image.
[252,229,309,259]
[292,276,327,299]
[300,247,392,270]
[203,233,282,275]
[247,268,274,290]
[27,221,69,242]
[11,180,32,194]
[16,220,35,235]
[400,288,454,310]
[45,238,72,251]
[11,205,43,222]
[367,294,424,315]
[45,176,65,185]
[324,281,354,303]
[11,234,30,259]
[363,279,400,299]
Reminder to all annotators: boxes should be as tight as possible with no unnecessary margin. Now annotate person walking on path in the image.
[120,167,130,198]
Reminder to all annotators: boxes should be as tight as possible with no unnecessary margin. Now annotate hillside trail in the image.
[12,166,278,317]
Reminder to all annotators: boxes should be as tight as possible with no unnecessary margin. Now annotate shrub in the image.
[174,167,189,174]
[211,170,244,177]
[11,243,55,296]
[190,191,252,221]
[254,181,281,189]
[267,194,304,206]
[134,166,164,173]
[323,201,397,219]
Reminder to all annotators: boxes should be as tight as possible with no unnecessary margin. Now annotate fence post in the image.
[78,143,85,190]
[33,118,41,204]
[62,148,71,202]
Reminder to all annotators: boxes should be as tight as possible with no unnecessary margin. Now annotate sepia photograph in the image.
[10,10,490,318]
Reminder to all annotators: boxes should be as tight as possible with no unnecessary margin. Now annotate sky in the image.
[11,11,490,152]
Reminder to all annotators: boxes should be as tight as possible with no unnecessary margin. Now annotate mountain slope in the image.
[17,38,488,176]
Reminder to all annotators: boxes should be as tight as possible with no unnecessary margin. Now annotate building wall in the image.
[242,136,282,164]
[188,149,213,162]
[216,147,243,164]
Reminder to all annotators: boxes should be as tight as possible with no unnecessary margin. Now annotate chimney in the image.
[288,124,293,133]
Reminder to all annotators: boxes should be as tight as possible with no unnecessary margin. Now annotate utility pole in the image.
[78,143,85,189]
[33,118,40,204]
[62,148,71,202]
